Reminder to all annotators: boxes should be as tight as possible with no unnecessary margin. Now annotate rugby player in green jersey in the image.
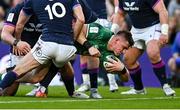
[76,22,134,82]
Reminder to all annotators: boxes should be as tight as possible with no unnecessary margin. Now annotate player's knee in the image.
[147,49,160,62]
[123,54,136,67]
[30,77,42,83]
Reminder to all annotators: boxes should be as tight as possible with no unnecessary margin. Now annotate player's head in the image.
[108,31,134,55]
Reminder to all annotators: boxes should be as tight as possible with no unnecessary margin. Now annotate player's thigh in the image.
[87,56,99,69]
[123,47,143,66]
[53,44,76,68]
[13,52,41,76]
[16,64,50,83]
[146,40,161,63]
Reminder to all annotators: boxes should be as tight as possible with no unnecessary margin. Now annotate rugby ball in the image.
[103,55,118,68]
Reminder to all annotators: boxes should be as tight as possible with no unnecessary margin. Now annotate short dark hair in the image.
[116,31,134,47]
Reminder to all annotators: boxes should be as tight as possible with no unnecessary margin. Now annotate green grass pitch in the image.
[0,85,180,109]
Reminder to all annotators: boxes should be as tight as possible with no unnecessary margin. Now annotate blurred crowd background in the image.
[0,0,180,87]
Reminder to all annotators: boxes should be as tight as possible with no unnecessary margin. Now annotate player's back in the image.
[24,0,78,44]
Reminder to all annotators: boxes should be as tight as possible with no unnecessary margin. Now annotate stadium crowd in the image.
[0,0,179,99]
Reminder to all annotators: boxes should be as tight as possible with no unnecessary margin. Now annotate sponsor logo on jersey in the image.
[24,23,42,32]
[7,13,14,22]
[123,2,139,11]
[89,27,99,33]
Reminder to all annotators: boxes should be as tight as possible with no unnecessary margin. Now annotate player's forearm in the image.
[159,10,169,35]
[1,31,16,46]
[76,30,87,45]
[111,0,125,34]
[15,23,24,39]
[1,26,16,46]
[74,19,84,40]
[15,10,31,39]
[73,5,85,39]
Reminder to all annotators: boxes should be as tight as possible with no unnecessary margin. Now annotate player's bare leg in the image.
[77,56,90,92]
[146,40,175,96]
[1,62,51,96]
[87,56,102,99]
[121,47,146,95]
[0,52,42,96]
[60,62,89,98]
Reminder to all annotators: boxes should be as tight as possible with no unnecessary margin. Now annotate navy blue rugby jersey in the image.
[79,0,97,24]
[119,0,160,28]
[86,0,107,19]
[4,2,42,53]
[23,0,80,45]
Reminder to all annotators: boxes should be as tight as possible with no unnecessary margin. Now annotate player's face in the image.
[112,37,129,56]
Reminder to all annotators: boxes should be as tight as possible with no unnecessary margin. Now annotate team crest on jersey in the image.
[123,2,139,11]
[7,13,14,22]
[89,27,99,33]
[35,42,42,57]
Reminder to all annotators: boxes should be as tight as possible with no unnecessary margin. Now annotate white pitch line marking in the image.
[0,96,179,104]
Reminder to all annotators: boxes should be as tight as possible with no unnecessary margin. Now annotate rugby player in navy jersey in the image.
[168,32,180,78]
[0,0,101,96]
[112,0,175,96]
[77,0,119,98]
[0,0,91,98]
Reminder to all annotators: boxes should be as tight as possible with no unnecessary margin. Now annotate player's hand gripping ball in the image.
[103,55,118,68]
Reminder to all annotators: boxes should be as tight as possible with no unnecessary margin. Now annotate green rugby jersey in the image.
[75,22,116,62]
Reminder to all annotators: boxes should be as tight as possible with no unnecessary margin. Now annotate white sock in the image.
[107,73,116,85]
[82,74,90,85]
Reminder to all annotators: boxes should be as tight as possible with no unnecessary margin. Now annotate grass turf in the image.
[0,85,179,109]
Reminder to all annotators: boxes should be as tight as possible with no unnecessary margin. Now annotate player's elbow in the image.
[1,29,9,42]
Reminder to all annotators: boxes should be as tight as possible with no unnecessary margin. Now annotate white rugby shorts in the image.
[131,23,161,50]
[31,38,77,67]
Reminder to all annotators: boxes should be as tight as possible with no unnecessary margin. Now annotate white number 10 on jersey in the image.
[45,2,66,20]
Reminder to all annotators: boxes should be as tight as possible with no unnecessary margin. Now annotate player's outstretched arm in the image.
[1,25,16,46]
[105,57,129,82]
[14,10,31,55]
[153,0,169,46]
[76,26,101,57]
[73,4,85,40]
[15,10,31,39]
[110,0,125,34]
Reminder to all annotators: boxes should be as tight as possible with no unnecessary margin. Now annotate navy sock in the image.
[40,64,59,88]
[61,74,74,96]
[152,60,167,86]
[0,71,17,89]
[80,63,88,74]
[129,66,144,90]
[89,68,99,89]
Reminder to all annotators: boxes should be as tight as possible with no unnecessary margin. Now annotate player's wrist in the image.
[161,24,169,36]
[119,67,127,75]
[12,39,20,47]
[111,23,120,34]
[83,41,93,49]
[114,6,119,13]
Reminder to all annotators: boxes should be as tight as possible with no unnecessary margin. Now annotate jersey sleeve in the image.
[22,0,34,16]
[146,0,160,8]
[72,0,80,10]
[4,8,19,27]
